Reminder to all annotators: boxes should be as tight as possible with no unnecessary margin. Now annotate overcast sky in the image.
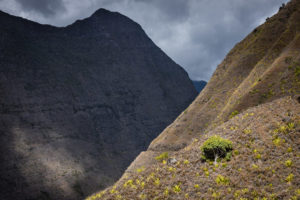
[0,0,289,81]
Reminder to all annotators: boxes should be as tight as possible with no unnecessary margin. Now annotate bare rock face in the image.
[0,9,197,200]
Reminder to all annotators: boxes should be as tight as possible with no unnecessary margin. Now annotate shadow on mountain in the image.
[0,8,197,200]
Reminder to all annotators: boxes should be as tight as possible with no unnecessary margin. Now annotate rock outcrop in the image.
[0,9,196,200]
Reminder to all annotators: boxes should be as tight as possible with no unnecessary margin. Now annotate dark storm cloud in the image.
[0,0,289,80]
[14,0,65,16]
[134,0,190,22]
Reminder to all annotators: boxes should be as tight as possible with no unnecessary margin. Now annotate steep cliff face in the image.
[0,9,197,200]
[93,0,300,199]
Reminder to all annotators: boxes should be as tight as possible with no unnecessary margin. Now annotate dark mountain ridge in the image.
[192,80,207,93]
[0,8,197,200]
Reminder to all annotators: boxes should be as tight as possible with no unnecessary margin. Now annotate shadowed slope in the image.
[0,8,196,200]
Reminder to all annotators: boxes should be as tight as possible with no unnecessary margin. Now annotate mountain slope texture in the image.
[0,9,197,200]
[90,0,300,199]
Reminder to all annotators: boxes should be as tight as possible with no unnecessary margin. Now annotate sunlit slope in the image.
[149,0,300,152]
[113,0,300,178]
[90,96,300,200]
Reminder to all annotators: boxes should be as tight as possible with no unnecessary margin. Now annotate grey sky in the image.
[0,0,289,81]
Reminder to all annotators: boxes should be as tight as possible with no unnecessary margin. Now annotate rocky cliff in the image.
[92,0,300,199]
[0,9,197,200]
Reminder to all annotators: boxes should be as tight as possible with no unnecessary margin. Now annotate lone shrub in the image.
[201,135,233,162]
[229,110,239,118]
[155,152,168,161]
[215,174,230,185]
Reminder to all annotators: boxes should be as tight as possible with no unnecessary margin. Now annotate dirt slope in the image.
[91,96,300,200]
[148,0,300,152]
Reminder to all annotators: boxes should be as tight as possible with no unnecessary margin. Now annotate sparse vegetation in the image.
[215,174,229,185]
[173,185,181,193]
[285,159,293,167]
[229,110,239,118]
[285,173,294,183]
[155,152,169,162]
[87,96,300,200]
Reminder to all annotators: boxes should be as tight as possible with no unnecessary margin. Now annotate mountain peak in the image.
[0,5,197,200]
[89,8,122,20]
[92,8,114,16]
[69,7,143,36]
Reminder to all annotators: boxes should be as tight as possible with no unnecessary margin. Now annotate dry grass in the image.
[146,0,300,152]
[88,97,300,200]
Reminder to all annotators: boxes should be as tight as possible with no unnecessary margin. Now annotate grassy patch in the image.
[155,152,169,162]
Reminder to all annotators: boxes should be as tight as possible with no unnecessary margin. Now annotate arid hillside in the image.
[91,96,300,200]
[87,0,300,199]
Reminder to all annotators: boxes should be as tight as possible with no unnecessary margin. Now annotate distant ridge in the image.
[192,80,207,93]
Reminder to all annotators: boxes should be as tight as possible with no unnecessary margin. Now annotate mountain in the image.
[192,80,207,93]
[0,9,197,200]
[91,0,300,199]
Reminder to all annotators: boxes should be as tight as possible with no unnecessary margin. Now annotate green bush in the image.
[155,152,168,161]
[201,135,233,161]
[229,110,239,118]
[215,174,230,185]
